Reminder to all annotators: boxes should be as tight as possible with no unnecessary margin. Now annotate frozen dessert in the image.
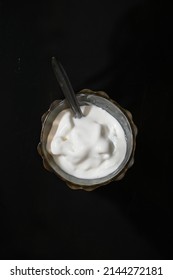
[46,104,127,179]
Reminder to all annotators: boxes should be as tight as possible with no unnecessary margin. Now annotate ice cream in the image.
[46,104,127,179]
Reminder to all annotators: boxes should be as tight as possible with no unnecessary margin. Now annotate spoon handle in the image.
[51,57,83,118]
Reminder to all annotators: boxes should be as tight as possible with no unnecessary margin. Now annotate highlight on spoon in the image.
[51,57,83,118]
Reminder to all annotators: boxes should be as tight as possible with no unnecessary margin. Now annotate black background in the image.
[0,0,173,259]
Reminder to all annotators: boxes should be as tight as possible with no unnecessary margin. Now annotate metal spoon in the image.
[51,57,83,118]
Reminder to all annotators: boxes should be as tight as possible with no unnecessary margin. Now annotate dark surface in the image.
[0,0,173,259]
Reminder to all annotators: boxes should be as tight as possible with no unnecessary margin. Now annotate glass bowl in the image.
[37,89,137,191]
